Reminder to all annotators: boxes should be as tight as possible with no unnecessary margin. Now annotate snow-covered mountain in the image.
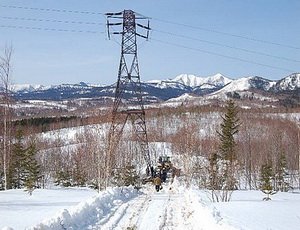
[10,84,45,92]
[271,73,300,91]
[171,73,232,88]
[9,73,300,104]
[213,76,275,94]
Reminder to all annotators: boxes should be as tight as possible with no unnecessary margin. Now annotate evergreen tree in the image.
[123,165,139,187]
[260,161,277,200]
[112,165,140,188]
[112,168,123,187]
[8,130,27,189]
[8,130,41,194]
[212,99,240,202]
[275,153,289,192]
[218,100,240,163]
[24,142,40,195]
[55,170,72,187]
[73,165,87,187]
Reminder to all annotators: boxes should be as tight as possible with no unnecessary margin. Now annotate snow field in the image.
[0,188,97,230]
[29,187,139,230]
[1,179,300,229]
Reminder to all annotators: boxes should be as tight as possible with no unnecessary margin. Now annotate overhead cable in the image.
[0,16,103,25]
[153,29,300,63]
[0,4,104,15]
[0,25,102,34]
[152,17,300,50]
[151,38,296,73]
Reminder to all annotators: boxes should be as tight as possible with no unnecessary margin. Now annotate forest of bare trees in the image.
[2,102,295,195]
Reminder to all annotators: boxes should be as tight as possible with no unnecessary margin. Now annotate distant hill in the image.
[10,73,300,106]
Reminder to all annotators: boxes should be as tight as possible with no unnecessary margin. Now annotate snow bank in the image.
[28,187,138,230]
[184,190,237,230]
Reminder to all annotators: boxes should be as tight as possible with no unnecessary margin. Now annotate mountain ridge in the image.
[10,73,300,105]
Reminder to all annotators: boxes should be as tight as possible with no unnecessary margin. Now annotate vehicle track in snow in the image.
[93,185,197,230]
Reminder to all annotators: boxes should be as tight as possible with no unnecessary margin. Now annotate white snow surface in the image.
[1,179,300,230]
[172,73,232,88]
[10,84,45,92]
[146,73,232,88]
[214,77,252,93]
[166,93,198,102]
[277,73,300,90]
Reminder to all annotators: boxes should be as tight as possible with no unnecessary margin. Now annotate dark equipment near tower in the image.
[105,10,153,183]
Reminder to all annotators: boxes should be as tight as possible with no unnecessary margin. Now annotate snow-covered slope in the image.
[172,74,201,87]
[272,73,300,91]
[211,76,274,94]
[216,77,252,93]
[10,84,45,92]
[172,73,232,88]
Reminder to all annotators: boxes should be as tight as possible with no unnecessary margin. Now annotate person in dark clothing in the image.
[153,176,162,192]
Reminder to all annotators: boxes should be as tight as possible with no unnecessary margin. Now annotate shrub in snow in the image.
[112,165,140,189]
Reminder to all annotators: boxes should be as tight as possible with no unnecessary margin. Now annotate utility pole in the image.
[105,10,152,186]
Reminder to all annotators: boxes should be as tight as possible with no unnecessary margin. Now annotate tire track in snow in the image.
[159,192,194,230]
[93,194,151,229]
[89,185,237,230]
[135,192,172,230]
[125,194,152,229]
[96,201,130,229]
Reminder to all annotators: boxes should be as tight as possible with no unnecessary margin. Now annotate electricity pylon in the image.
[105,10,153,184]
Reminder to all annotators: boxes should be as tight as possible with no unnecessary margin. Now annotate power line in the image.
[0,16,104,26]
[151,38,296,73]
[0,25,103,34]
[2,4,298,50]
[0,4,104,15]
[153,29,300,63]
[0,4,298,73]
[1,23,296,72]
[2,14,298,64]
[152,17,300,50]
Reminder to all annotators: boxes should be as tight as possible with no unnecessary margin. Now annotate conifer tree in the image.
[55,170,72,187]
[260,161,277,200]
[123,165,139,187]
[112,165,140,188]
[24,142,40,195]
[275,153,289,192]
[8,130,41,194]
[8,130,27,189]
[218,100,240,163]
[214,99,240,202]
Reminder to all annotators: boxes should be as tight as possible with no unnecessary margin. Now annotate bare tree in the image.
[0,44,13,190]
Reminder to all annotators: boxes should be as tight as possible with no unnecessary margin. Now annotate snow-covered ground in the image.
[1,179,300,230]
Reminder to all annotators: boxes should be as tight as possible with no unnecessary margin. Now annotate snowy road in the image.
[85,184,236,230]
[28,182,237,230]
[97,191,191,230]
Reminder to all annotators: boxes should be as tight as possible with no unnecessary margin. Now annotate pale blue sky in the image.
[0,0,299,85]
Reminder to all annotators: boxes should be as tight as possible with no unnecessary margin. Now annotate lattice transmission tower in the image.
[105,10,153,181]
